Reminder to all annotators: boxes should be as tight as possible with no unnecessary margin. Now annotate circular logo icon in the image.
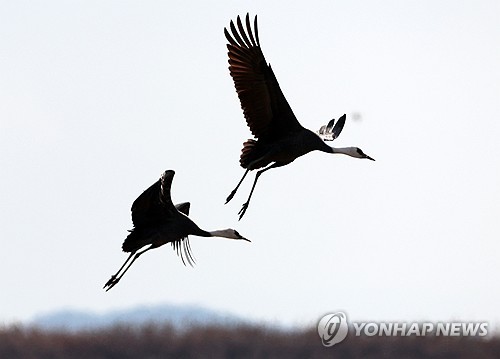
[318,312,348,347]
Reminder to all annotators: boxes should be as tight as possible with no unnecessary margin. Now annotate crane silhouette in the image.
[104,170,249,291]
[224,14,375,220]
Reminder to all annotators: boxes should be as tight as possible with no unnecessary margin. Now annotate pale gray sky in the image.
[1,0,499,328]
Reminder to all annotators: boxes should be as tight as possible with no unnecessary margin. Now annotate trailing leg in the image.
[238,162,284,220]
[225,169,249,204]
[104,246,153,291]
[103,252,134,289]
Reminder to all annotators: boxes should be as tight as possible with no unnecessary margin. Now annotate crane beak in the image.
[365,155,375,161]
[233,230,250,242]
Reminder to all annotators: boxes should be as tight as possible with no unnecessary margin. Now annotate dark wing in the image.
[331,114,346,139]
[130,170,177,227]
[225,14,304,142]
[316,114,346,141]
[175,202,190,216]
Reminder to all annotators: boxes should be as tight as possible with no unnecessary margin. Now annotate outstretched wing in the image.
[225,14,304,143]
[130,170,177,227]
[317,114,346,141]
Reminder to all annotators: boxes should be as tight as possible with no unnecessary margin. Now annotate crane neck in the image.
[329,146,358,157]
[208,229,249,241]
[208,229,239,239]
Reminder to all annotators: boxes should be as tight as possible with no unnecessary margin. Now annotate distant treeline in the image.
[1,322,499,359]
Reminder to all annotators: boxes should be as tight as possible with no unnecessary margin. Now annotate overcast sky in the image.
[1,0,499,328]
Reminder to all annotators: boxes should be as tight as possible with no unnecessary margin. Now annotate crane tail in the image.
[239,139,258,168]
[122,229,150,253]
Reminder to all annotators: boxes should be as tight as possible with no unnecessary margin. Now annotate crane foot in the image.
[225,190,237,204]
[238,202,249,220]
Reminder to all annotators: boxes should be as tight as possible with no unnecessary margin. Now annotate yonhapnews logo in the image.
[318,312,489,347]
[317,312,349,346]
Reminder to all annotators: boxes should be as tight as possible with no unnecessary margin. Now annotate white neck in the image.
[331,146,361,158]
[209,229,241,239]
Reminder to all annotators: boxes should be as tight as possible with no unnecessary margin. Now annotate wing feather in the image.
[246,14,258,46]
[229,20,247,48]
[236,16,252,48]
[171,237,195,267]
